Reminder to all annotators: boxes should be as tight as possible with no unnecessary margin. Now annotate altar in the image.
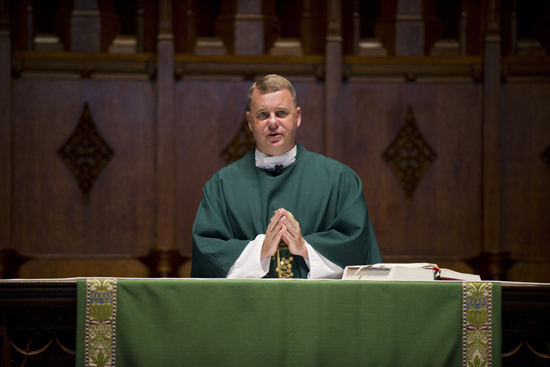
[1,279,549,367]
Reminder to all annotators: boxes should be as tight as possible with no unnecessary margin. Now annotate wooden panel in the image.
[500,83,550,260]
[12,79,156,255]
[292,81,325,154]
[0,25,11,250]
[18,258,148,278]
[155,34,176,251]
[174,80,250,254]
[325,0,343,160]
[482,5,502,253]
[343,82,483,258]
[508,262,550,283]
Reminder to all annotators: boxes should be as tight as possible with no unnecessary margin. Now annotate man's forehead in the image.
[251,89,295,108]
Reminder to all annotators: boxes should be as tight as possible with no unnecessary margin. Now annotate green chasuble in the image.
[191,144,382,278]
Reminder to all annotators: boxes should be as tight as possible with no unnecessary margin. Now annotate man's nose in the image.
[267,113,279,129]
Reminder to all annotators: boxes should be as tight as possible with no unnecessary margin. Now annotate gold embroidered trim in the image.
[462,282,493,367]
[85,278,117,367]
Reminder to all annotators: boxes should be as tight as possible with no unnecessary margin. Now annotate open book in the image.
[342,263,481,281]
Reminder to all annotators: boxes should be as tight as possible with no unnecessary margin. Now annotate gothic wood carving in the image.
[221,113,256,164]
[382,106,437,204]
[8,323,75,367]
[541,143,550,170]
[57,103,114,204]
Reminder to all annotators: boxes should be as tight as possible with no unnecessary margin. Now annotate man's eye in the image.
[276,111,288,117]
[258,112,268,119]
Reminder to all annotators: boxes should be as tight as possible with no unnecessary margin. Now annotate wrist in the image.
[298,239,309,260]
[260,245,270,260]
[260,239,276,260]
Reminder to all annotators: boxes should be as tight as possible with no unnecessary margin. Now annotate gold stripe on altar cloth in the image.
[85,278,118,367]
[462,282,493,367]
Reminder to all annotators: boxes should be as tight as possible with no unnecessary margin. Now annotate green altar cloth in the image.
[76,279,501,367]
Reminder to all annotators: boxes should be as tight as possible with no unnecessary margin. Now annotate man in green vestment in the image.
[191,74,382,278]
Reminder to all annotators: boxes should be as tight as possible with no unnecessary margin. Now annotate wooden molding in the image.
[344,55,484,82]
[174,54,324,80]
[13,53,549,83]
[502,55,550,82]
[11,51,156,79]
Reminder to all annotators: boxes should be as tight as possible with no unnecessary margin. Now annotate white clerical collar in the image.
[255,145,297,171]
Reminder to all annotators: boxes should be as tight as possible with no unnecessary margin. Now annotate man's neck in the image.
[255,145,297,171]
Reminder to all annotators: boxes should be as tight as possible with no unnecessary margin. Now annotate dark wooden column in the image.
[172,0,197,53]
[70,0,120,52]
[136,0,144,52]
[0,2,28,278]
[142,0,158,53]
[138,0,187,278]
[394,0,441,56]
[138,0,186,277]
[375,1,397,55]
[324,0,343,161]
[463,0,483,56]
[482,0,501,254]
[53,0,73,51]
[25,0,32,50]
[0,0,11,252]
[465,0,514,280]
[232,0,264,55]
[185,0,197,53]
[300,0,312,54]
[352,0,360,54]
[375,0,442,56]
[396,0,421,55]
[71,0,101,52]
[341,0,360,55]
[459,0,467,55]
[215,0,279,55]
[156,0,175,253]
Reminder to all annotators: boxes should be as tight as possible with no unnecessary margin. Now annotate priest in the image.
[191,74,382,278]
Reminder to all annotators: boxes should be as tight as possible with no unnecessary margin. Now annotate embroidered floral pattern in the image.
[86,278,117,367]
[463,282,493,367]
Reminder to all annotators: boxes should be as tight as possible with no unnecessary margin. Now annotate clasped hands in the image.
[260,208,308,260]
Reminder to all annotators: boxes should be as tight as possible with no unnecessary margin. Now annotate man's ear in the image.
[246,111,252,130]
[296,107,301,127]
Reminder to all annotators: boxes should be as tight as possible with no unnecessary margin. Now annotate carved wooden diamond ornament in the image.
[541,143,550,170]
[57,103,114,203]
[221,113,256,164]
[382,106,437,204]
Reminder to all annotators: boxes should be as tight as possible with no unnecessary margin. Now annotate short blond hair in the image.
[247,74,297,111]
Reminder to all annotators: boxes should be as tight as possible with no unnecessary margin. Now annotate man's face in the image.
[246,88,301,156]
